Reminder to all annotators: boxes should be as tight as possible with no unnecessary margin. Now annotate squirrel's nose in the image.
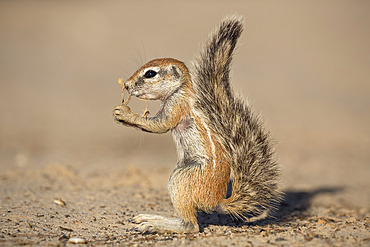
[124,80,134,91]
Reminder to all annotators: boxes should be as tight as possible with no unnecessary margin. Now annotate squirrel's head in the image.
[125,58,190,101]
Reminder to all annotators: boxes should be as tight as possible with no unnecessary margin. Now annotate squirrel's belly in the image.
[172,116,207,166]
[171,115,231,213]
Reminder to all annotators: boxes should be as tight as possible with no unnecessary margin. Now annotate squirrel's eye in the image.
[144,70,157,79]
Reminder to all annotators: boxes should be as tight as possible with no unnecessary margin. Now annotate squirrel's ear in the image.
[170,65,182,79]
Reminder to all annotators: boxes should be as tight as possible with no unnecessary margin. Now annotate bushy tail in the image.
[191,15,281,221]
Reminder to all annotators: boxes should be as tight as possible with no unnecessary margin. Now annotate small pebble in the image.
[68,237,87,244]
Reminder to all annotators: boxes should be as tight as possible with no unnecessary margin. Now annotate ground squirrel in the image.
[113,15,281,233]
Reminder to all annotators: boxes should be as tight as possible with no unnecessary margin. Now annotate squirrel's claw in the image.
[134,222,157,233]
[114,105,132,115]
[142,108,150,118]
[132,214,166,233]
[113,105,134,124]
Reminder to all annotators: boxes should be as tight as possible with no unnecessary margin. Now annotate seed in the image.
[68,237,87,244]
[53,199,66,206]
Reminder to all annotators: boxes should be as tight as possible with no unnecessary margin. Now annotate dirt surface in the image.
[1,1,369,246]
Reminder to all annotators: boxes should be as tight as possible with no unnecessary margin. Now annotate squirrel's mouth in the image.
[131,90,145,98]
[131,90,148,100]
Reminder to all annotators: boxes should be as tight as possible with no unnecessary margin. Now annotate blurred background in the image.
[0,1,369,204]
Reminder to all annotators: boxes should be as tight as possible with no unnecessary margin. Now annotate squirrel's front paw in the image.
[113,105,134,123]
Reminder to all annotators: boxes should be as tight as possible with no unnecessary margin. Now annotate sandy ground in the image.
[1,1,369,246]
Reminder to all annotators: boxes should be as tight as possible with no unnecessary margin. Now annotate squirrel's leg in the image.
[132,163,229,233]
[132,165,201,234]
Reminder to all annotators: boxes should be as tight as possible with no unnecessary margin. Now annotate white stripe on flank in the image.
[193,108,217,170]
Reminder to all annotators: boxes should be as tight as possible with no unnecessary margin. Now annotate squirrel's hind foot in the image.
[132,214,199,234]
